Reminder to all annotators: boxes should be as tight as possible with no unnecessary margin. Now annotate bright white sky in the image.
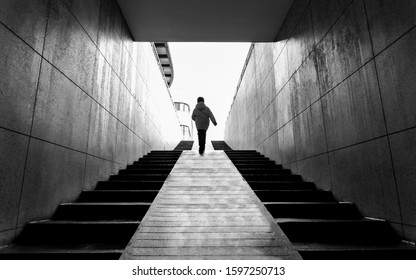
[169,42,251,140]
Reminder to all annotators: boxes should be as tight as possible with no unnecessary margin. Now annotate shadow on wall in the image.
[225,0,416,242]
[0,0,181,245]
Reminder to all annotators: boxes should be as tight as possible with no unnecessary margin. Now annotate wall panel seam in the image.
[362,0,404,236]
[39,58,151,148]
[14,0,52,232]
[312,0,354,47]
[308,1,333,190]
[284,134,391,166]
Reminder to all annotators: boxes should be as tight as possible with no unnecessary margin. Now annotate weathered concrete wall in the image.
[0,0,181,245]
[225,0,416,241]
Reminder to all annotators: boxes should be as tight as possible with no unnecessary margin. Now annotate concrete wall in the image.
[0,0,181,245]
[225,0,416,242]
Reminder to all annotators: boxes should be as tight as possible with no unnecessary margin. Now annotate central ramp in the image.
[121,151,301,259]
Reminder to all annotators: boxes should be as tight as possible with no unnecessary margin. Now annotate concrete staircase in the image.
[121,149,301,260]
[0,149,182,260]
[214,141,416,260]
[2,138,414,260]
[211,141,232,150]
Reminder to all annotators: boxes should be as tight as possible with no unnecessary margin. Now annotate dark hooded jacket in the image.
[192,102,217,130]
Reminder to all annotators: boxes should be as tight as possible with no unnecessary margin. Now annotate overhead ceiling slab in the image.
[117,0,294,42]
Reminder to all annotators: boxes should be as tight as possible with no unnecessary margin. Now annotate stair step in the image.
[298,247,416,260]
[128,164,175,169]
[149,150,182,154]
[211,141,232,150]
[53,202,151,220]
[135,159,178,164]
[254,190,335,202]
[145,151,180,154]
[141,156,180,161]
[17,220,140,244]
[77,190,158,202]
[143,156,180,159]
[235,164,283,170]
[109,174,168,181]
[238,168,290,174]
[0,245,123,260]
[296,243,416,260]
[173,147,193,151]
[226,146,409,258]
[276,218,399,244]
[227,154,261,156]
[230,159,275,163]
[225,150,258,153]
[119,169,172,175]
[140,157,179,161]
[227,156,267,160]
[0,146,179,260]
[233,162,278,167]
[247,181,314,190]
[174,141,194,150]
[96,180,164,190]
[225,152,261,155]
[244,174,302,181]
[264,202,361,219]
[143,154,180,158]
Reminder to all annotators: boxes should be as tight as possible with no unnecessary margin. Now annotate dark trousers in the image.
[197,129,206,153]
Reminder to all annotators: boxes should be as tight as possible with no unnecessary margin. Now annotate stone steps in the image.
[254,190,335,202]
[215,141,416,260]
[78,190,159,202]
[0,149,181,260]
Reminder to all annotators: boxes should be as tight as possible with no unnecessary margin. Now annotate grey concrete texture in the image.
[278,121,297,164]
[254,44,274,91]
[0,0,50,53]
[18,138,86,227]
[293,100,327,160]
[286,4,315,77]
[273,45,290,94]
[389,129,416,228]
[365,0,416,54]
[297,154,331,191]
[289,53,320,115]
[43,0,97,96]
[321,61,385,150]
[0,129,29,233]
[376,27,416,133]
[0,0,181,245]
[403,225,416,243]
[275,85,294,129]
[63,0,101,45]
[315,0,373,95]
[311,0,352,45]
[87,101,117,160]
[84,155,120,191]
[0,230,16,248]
[329,137,401,224]
[32,60,92,152]
[284,0,311,39]
[0,24,41,135]
[225,0,416,240]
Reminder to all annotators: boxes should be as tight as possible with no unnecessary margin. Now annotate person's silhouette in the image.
[192,97,217,154]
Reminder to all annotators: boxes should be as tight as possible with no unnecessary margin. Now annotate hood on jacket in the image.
[195,102,206,111]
